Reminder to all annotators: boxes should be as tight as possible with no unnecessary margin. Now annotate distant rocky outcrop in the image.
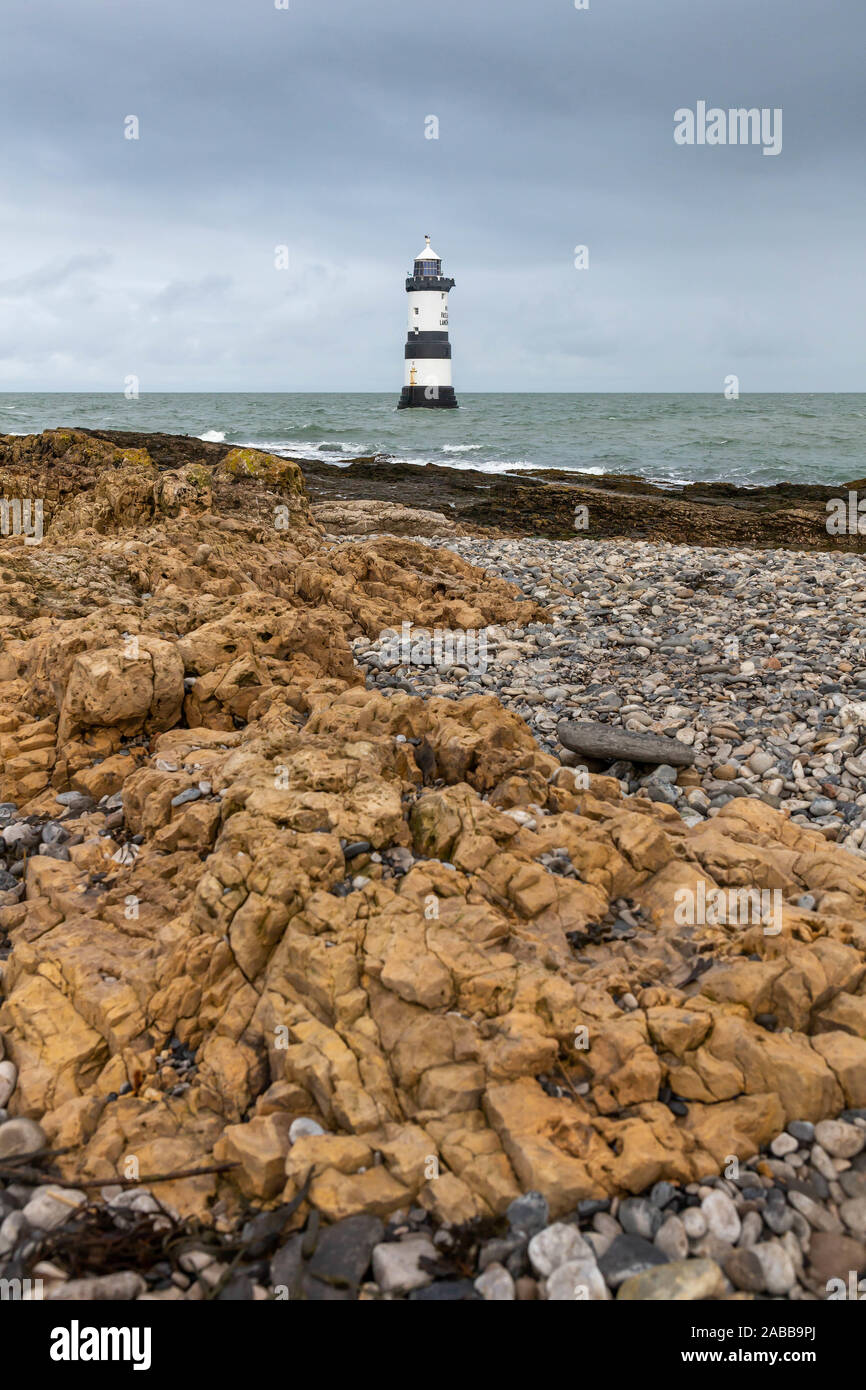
[312,498,464,538]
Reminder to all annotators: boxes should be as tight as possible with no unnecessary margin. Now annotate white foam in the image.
[442,443,483,454]
[243,439,370,463]
[198,430,226,442]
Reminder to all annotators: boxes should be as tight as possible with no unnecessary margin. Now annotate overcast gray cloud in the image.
[0,0,863,390]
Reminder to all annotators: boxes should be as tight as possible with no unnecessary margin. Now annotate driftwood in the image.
[0,1160,239,1188]
[557,718,696,768]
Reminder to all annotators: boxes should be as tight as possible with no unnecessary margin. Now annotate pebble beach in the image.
[355,536,866,858]
[2,428,866,1308]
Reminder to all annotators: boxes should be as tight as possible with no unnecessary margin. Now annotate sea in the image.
[0,393,863,489]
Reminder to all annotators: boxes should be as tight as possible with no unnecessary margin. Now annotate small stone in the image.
[810,1143,839,1183]
[617,1258,726,1301]
[701,1190,741,1243]
[506,1190,549,1237]
[22,1187,87,1231]
[474,1262,516,1301]
[408,1278,479,1301]
[788,1190,842,1233]
[598,1234,668,1289]
[2,823,41,850]
[649,1181,676,1209]
[655,1214,688,1261]
[270,1234,304,1298]
[40,821,68,845]
[619,1197,662,1240]
[727,1241,796,1295]
[770,1132,799,1157]
[372,1236,437,1294]
[814,1120,865,1159]
[288,1117,325,1143]
[38,844,70,861]
[840,1171,866,1200]
[807,1231,866,1289]
[0,1210,31,1257]
[839,1196,866,1237]
[749,751,776,775]
[54,791,95,812]
[170,787,202,807]
[546,1258,609,1301]
[682,1208,708,1240]
[737,1210,763,1247]
[0,1060,18,1108]
[724,1247,765,1292]
[307,1214,385,1292]
[787,1120,815,1143]
[528,1222,593,1277]
[0,1117,47,1159]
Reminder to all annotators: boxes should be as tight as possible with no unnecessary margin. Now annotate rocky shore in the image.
[0,428,865,1302]
[299,452,866,551]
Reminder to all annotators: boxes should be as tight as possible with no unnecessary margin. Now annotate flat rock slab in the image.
[557,718,696,768]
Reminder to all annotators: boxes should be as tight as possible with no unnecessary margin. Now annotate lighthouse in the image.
[397,235,458,409]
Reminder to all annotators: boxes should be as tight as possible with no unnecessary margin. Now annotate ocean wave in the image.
[198,430,226,442]
[420,457,542,474]
[441,443,483,454]
[239,439,372,463]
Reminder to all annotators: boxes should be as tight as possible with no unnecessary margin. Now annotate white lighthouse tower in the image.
[397,235,458,409]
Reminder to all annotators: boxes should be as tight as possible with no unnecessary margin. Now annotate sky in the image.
[0,0,864,392]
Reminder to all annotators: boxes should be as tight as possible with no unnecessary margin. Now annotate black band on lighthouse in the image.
[405,342,452,359]
[398,236,458,410]
[398,386,458,409]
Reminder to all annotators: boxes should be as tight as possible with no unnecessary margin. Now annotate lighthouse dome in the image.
[414,235,442,276]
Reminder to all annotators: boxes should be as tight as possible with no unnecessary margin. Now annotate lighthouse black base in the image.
[397,386,458,410]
